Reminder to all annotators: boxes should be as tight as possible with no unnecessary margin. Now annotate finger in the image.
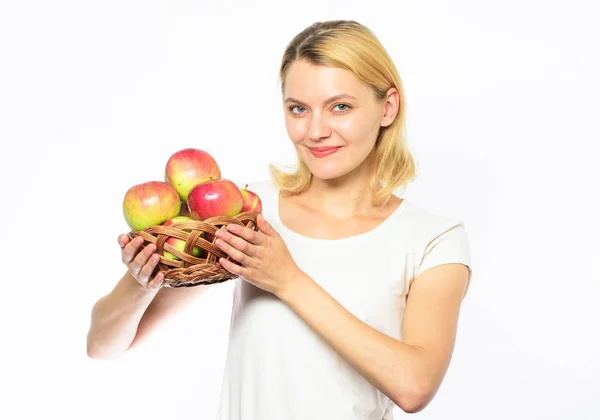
[148,271,165,291]
[219,257,245,277]
[256,213,279,238]
[215,238,248,264]
[118,234,130,248]
[122,236,144,264]
[225,223,263,246]
[138,252,161,286]
[130,243,157,277]
[217,228,258,257]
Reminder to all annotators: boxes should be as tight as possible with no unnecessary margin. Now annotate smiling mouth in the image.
[309,146,342,157]
[310,147,341,152]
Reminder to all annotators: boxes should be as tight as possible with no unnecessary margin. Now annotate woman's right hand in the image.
[118,234,165,291]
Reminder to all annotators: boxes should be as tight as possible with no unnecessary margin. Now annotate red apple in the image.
[187,178,243,220]
[123,181,181,231]
[162,216,202,260]
[165,148,221,201]
[239,184,262,213]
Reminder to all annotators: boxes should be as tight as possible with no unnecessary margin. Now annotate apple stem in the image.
[244,184,248,190]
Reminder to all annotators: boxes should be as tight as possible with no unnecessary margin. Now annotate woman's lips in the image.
[309,146,342,158]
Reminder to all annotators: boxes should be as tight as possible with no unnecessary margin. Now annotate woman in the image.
[87,20,472,420]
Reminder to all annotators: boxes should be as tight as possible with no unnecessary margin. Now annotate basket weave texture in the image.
[128,211,258,287]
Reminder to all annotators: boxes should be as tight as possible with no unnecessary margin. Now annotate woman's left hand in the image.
[214,213,302,297]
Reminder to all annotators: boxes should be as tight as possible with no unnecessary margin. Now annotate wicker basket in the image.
[128,211,258,287]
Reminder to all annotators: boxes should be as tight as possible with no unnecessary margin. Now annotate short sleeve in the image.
[416,221,473,279]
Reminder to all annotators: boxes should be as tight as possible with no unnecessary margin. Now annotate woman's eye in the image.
[333,104,350,111]
[289,105,306,114]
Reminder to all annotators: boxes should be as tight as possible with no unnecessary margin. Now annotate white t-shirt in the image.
[216,179,473,420]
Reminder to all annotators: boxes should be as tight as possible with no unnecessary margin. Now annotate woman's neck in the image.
[301,177,381,219]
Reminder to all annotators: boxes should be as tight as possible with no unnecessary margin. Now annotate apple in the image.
[162,216,202,260]
[165,148,221,201]
[187,178,243,220]
[123,181,181,231]
[239,184,262,213]
[163,216,196,226]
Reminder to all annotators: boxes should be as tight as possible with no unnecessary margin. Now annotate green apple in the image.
[123,181,181,231]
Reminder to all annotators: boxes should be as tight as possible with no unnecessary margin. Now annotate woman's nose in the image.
[307,113,332,140]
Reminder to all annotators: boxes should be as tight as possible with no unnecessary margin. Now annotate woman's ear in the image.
[380,87,400,127]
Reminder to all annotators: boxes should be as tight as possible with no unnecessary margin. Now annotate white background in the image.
[1,1,598,419]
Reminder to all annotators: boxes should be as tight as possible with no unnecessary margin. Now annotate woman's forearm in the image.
[87,272,157,360]
[278,272,431,413]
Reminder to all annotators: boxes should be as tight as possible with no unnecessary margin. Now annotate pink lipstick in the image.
[309,147,342,158]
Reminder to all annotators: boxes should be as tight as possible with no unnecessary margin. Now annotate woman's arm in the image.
[87,271,211,359]
[213,216,471,412]
[278,262,471,414]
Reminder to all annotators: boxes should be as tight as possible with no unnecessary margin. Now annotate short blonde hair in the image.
[269,20,417,206]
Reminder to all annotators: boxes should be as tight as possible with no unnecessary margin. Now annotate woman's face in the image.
[283,60,392,181]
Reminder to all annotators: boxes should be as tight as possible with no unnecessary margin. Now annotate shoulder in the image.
[401,200,472,278]
[397,199,471,260]
[395,199,467,240]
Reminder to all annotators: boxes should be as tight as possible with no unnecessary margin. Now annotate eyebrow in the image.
[284,94,358,107]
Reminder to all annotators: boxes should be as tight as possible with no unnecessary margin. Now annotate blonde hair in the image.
[269,20,417,206]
